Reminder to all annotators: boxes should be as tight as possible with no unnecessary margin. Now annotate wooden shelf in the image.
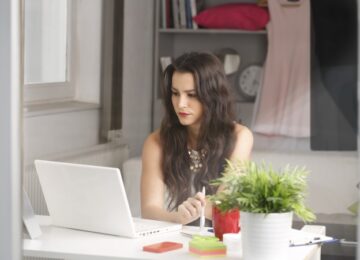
[158,28,267,35]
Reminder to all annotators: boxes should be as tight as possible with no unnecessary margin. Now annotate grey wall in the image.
[122,0,155,157]
[74,0,103,103]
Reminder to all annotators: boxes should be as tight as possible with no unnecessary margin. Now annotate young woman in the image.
[141,52,253,225]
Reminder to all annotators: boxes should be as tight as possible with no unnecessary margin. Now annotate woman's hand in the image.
[176,192,206,225]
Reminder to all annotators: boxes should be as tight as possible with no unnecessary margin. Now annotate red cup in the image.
[212,206,240,241]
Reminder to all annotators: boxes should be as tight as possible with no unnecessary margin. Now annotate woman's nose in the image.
[178,95,188,108]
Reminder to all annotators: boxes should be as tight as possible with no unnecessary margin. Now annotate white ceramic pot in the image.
[240,211,293,260]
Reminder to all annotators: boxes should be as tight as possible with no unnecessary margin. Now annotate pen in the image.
[200,186,205,233]
[289,237,339,247]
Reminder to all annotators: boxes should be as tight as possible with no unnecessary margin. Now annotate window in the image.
[23,0,124,139]
[24,0,73,103]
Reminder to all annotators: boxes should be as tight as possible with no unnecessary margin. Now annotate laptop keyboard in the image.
[133,218,177,232]
[134,222,156,232]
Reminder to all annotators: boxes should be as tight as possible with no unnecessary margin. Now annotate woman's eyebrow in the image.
[171,87,195,93]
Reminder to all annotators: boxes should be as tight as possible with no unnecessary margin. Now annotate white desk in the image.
[23,216,323,260]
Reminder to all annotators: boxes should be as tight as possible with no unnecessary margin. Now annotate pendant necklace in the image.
[188,148,207,173]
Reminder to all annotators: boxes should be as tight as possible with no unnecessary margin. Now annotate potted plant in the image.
[208,186,240,241]
[211,160,316,260]
[208,159,249,240]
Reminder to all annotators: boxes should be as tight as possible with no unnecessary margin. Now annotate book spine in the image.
[161,0,166,29]
[178,0,187,29]
[166,0,172,28]
[171,0,180,29]
[190,0,198,29]
[185,0,193,29]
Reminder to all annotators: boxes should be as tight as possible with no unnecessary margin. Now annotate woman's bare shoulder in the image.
[143,129,162,152]
[146,129,161,143]
[234,123,253,139]
[230,123,253,160]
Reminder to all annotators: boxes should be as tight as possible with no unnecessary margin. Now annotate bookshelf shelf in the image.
[158,28,267,35]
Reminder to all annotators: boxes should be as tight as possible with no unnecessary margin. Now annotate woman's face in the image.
[171,71,204,130]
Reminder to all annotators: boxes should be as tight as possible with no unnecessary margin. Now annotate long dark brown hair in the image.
[160,52,236,210]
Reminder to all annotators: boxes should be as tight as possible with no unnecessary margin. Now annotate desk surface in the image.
[23,216,321,260]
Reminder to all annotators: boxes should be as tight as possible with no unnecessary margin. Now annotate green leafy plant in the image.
[208,160,316,222]
[207,160,244,213]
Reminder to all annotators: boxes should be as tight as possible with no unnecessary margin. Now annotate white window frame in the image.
[23,0,75,105]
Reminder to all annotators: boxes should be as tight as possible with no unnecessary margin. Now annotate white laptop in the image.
[34,160,182,238]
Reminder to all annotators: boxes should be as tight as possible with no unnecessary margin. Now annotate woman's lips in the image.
[179,112,190,117]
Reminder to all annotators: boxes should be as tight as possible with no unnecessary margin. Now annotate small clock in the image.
[237,65,262,101]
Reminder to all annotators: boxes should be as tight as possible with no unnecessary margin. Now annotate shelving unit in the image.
[152,0,268,129]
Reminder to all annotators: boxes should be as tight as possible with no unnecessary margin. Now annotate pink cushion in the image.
[193,4,269,30]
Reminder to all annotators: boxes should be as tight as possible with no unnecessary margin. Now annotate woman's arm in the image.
[141,131,206,224]
[141,131,177,222]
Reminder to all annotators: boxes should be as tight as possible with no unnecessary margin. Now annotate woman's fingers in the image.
[188,197,203,214]
[184,199,201,216]
[178,204,191,219]
[194,192,206,206]
[177,195,206,224]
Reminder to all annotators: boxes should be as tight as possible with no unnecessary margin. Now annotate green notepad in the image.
[189,235,226,250]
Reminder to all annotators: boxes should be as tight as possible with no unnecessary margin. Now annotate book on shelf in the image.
[161,0,166,29]
[178,0,187,29]
[162,0,173,28]
[165,0,198,29]
[166,0,172,28]
[190,0,198,29]
[172,0,180,29]
[185,0,193,29]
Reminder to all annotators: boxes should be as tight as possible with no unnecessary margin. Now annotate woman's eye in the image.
[171,91,179,96]
[188,93,197,98]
